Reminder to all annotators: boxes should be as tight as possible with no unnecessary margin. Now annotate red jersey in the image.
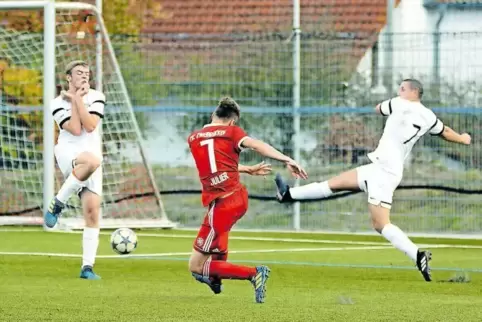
[188,124,248,206]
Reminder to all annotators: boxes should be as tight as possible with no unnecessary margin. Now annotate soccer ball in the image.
[110,228,138,255]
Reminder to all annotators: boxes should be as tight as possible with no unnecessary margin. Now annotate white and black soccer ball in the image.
[110,228,138,255]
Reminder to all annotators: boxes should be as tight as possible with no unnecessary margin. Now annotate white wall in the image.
[357,0,482,92]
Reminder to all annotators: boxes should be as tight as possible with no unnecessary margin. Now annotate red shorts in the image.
[193,186,248,254]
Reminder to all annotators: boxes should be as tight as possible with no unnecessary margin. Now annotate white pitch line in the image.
[0,244,481,260]
[0,229,393,246]
[421,244,482,249]
[106,232,392,246]
[3,229,482,249]
[0,252,81,258]
[114,233,482,249]
[0,246,395,259]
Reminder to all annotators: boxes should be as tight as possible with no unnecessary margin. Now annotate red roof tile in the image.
[135,1,402,83]
[143,0,400,36]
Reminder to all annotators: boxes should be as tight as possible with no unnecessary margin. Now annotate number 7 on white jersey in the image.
[200,139,218,173]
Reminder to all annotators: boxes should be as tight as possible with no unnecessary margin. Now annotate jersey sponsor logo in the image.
[191,130,226,142]
[210,172,229,186]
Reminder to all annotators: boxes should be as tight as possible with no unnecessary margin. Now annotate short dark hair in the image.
[402,78,423,98]
[65,60,89,75]
[214,97,240,120]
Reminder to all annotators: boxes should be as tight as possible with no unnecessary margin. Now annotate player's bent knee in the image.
[84,213,99,227]
[188,257,204,274]
[77,152,102,172]
[87,156,101,172]
[371,218,386,233]
[368,204,391,232]
[83,207,100,227]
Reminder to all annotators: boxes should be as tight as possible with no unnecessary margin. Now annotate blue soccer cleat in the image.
[274,173,294,203]
[44,197,64,228]
[80,266,101,280]
[192,272,222,294]
[251,265,270,304]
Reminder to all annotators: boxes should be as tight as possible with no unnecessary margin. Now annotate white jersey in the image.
[367,96,444,175]
[51,89,106,157]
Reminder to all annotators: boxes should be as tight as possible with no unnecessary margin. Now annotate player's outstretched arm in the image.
[241,137,308,179]
[439,126,471,145]
[75,84,101,133]
[239,161,272,176]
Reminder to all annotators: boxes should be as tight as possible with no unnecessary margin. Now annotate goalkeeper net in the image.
[0,2,173,229]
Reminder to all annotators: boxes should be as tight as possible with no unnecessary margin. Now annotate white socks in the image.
[381,223,418,262]
[289,181,333,200]
[82,227,100,268]
[56,173,85,204]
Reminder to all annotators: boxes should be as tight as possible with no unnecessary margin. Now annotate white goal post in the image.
[0,1,175,229]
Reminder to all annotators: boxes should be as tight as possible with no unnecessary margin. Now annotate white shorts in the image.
[54,145,103,197]
[356,163,402,209]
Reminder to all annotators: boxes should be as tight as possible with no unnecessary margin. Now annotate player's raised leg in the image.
[44,151,101,228]
[276,165,432,282]
[275,168,360,203]
[79,188,102,280]
[368,204,432,282]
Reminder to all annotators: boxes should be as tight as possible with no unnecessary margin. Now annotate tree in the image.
[0,0,169,35]
[0,0,170,145]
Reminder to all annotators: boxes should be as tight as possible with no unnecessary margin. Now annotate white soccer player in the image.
[275,79,471,281]
[45,60,105,280]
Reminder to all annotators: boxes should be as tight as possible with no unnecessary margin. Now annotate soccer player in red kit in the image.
[188,97,308,303]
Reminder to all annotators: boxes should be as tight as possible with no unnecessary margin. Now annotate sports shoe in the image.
[416,250,432,282]
[251,266,270,303]
[44,197,64,228]
[192,272,222,294]
[80,266,101,280]
[274,173,293,203]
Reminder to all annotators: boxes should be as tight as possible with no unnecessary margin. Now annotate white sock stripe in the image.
[420,256,427,270]
[202,202,216,252]
[203,257,212,277]
[203,229,215,252]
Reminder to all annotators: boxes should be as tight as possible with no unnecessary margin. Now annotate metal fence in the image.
[111,31,482,233]
[2,30,482,233]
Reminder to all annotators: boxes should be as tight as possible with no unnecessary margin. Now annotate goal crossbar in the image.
[0,1,94,10]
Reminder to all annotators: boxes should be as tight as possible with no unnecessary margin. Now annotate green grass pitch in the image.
[1,228,482,322]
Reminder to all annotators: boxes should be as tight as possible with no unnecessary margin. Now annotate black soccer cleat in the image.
[274,173,294,203]
[416,250,432,282]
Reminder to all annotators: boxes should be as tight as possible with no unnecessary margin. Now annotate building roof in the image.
[143,0,398,36]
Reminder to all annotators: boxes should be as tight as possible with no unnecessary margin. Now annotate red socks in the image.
[212,252,228,261]
[203,257,256,280]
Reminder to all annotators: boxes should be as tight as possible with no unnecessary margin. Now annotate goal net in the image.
[0,2,174,229]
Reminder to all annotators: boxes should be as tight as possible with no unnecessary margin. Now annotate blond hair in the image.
[64,60,89,75]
